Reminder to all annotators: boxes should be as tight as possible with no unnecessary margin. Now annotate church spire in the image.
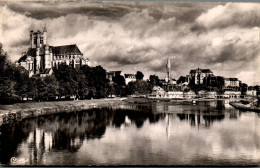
[166,57,171,70]
[165,57,171,83]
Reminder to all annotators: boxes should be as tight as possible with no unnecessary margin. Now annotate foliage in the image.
[111,73,126,96]
[0,43,29,104]
[177,76,188,84]
[80,65,110,98]
[0,79,20,104]
[149,75,160,87]
[136,71,144,80]
[54,63,79,98]
[126,80,152,95]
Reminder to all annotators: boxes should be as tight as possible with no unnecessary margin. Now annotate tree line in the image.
[0,44,157,104]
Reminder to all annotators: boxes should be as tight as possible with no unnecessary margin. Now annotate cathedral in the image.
[16,27,90,77]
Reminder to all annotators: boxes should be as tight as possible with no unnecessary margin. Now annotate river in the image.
[0,100,259,166]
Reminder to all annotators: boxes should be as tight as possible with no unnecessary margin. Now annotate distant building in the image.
[189,68,213,85]
[148,86,184,99]
[16,27,90,77]
[246,89,257,97]
[203,76,225,87]
[183,91,196,99]
[224,78,240,87]
[124,74,136,84]
[167,91,184,99]
[223,91,241,98]
[198,90,217,99]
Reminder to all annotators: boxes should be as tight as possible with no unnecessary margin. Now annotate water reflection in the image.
[0,100,259,166]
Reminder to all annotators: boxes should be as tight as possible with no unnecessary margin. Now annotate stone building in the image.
[189,68,214,85]
[16,27,90,77]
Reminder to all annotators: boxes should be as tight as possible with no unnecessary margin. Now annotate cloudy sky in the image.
[0,1,259,85]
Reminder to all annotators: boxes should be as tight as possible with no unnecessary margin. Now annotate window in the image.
[40,37,43,44]
[34,36,37,44]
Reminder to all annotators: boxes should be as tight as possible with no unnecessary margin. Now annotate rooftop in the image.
[18,44,83,62]
[190,68,213,74]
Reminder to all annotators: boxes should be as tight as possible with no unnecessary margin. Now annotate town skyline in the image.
[0,1,260,85]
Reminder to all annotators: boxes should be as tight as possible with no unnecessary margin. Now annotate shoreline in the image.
[0,97,243,126]
[0,98,125,126]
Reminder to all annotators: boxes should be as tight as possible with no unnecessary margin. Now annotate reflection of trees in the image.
[229,111,238,119]
[112,108,157,128]
[0,123,30,164]
[0,101,243,165]
[203,114,225,127]
[0,107,162,165]
[216,100,225,111]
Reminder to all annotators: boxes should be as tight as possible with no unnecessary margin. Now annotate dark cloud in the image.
[10,39,29,48]
[2,1,130,20]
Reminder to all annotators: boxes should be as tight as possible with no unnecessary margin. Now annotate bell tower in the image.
[43,27,47,45]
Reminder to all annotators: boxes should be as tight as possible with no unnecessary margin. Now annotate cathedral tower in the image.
[43,27,47,45]
[44,45,51,69]
[30,30,34,48]
[36,47,41,74]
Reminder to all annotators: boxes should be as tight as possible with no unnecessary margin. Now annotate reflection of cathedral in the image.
[16,27,90,77]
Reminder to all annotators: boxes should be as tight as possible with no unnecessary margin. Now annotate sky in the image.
[0,1,260,85]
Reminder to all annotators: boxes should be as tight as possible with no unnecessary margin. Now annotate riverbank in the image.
[0,98,125,126]
[0,97,245,126]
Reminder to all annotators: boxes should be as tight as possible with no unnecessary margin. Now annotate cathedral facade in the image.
[16,27,90,77]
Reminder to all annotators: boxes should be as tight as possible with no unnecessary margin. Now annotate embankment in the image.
[0,98,125,126]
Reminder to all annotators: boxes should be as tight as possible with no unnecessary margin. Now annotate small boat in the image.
[229,102,260,112]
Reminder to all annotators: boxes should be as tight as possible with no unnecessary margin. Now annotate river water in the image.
[0,100,259,166]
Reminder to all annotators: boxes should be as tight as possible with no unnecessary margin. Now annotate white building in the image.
[224,78,240,87]
[246,90,257,97]
[198,91,217,99]
[223,91,241,98]
[183,91,196,99]
[124,74,136,84]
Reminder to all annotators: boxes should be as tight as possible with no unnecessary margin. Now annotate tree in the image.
[112,74,126,96]
[81,65,110,98]
[54,63,79,99]
[0,43,28,104]
[77,71,89,99]
[177,76,188,84]
[136,71,144,80]
[126,80,152,95]
[112,74,125,86]
[0,43,8,80]
[0,79,20,104]
[43,75,59,100]
[149,75,159,87]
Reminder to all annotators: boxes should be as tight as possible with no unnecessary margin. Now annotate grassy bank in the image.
[0,98,125,126]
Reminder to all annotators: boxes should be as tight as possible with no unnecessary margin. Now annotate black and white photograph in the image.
[0,0,260,166]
